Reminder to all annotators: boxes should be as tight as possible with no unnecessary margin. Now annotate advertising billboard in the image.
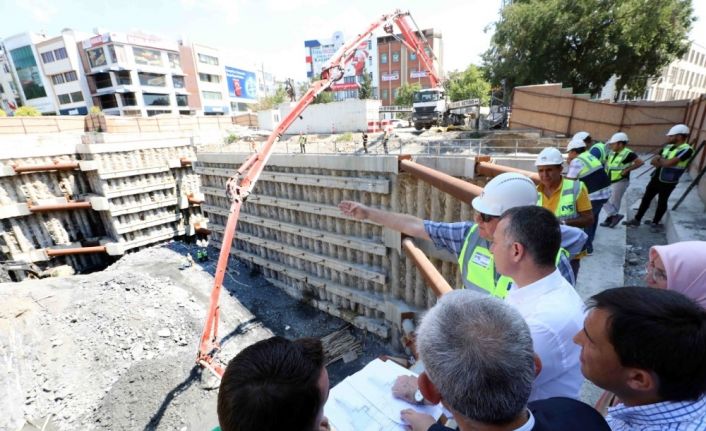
[9,45,47,100]
[225,66,257,101]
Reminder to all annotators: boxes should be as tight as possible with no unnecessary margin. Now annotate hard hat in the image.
[607,132,629,144]
[566,138,586,153]
[471,172,538,216]
[573,131,590,142]
[535,147,564,166]
[666,124,689,136]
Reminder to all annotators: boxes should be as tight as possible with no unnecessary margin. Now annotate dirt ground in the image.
[0,242,393,431]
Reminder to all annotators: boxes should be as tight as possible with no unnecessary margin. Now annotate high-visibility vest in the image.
[657,143,691,184]
[457,224,569,298]
[537,178,582,221]
[591,142,608,165]
[607,147,634,183]
[576,152,611,195]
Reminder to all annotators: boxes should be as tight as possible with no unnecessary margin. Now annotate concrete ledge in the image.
[87,196,110,211]
[103,242,125,256]
[412,156,476,178]
[0,134,80,159]
[664,177,706,243]
[197,152,400,173]
[0,166,16,177]
[0,203,30,219]
[98,164,170,179]
[77,138,192,154]
[78,161,99,171]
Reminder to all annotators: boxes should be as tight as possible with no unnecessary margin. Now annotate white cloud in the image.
[15,0,58,23]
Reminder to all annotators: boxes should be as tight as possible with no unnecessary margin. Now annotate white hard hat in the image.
[607,132,629,144]
[471,172,538,216]
[535,147,564,166]
[573,131,590,142]
[566,138,586,153]
[666,124,689,136]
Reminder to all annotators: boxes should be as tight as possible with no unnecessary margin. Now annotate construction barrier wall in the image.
[257,99,382,134]
[510,84,689,151]
[684,94,706,204]
[197,153,479,340]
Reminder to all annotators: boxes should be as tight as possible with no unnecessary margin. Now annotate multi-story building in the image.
[2,32,58,114]
[35,29,92,115]
[376,28,443,106]
[79,32,190,116]
[0,43,22,113]
[179,42,228,115]
[304,31,379,101]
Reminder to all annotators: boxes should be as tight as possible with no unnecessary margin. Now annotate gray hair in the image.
[417,290,535,425]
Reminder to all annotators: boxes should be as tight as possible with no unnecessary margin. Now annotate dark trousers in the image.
[570,259,581,282]
[585,198,607,252]
[635,177,677,224]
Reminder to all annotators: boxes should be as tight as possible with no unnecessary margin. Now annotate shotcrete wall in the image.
[197,153,480,339]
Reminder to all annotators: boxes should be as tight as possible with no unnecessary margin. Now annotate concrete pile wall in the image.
[196,153,477,340]
[0,132,204,277]
[257,99,382,134]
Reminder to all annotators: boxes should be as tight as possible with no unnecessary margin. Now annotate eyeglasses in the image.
[477,212,498,223]
[646,260,667,283]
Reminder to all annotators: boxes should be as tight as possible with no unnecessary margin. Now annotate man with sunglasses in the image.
[339,172,586,298]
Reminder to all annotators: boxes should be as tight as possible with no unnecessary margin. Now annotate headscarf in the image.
[650,241,706,308]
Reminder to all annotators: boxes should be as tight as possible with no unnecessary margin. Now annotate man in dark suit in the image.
[396,290,609,431]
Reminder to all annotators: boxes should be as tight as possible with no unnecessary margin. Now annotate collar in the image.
[608,396,706,426]
[537,180,564,197]
[507,269,563,300]
[513,409,535,431]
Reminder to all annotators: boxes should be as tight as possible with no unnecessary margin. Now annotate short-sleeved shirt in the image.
[423,220,585,287]
[536,180,592,215]
[566,158,612,201]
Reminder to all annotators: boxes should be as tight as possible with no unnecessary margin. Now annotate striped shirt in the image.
[607,396,706,431]
[423,220,585,287]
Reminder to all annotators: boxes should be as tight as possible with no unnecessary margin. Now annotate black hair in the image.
[573,147,586,154]
[217,336,325,431]
[500,206,560,267]
[588,287,706,401]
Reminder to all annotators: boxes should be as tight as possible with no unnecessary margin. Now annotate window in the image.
[147,110,170,116]
[87,47,106,67]
[380,53,388,64]
[70,91,84,102]
[168,53,180,69]
[199,73,221,83]
[392,52,400,62]
[393,88,399,98]
[10,45,47,99]
[121,93,137,106]
[138,72,166,87]
[58,94,71,104]
[133,47,163,67]
[172,75,185,88]
[115,71,132,85]
[198,53,219,65]
[382,89,388,99]
[41,51,55,63]
[54,48,68,60]
[176,94,188,106]
[143,93,170,106]
[52,74,65,85]
[108,44,126,63]
[93,72,112,89]
[108,45,117,63]
[64,71,77,82]
[202,91,223,100]
[410,52,417,61]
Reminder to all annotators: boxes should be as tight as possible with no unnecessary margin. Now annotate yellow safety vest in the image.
[591,142,608,165]
[607,148,633,183]
[537,178,582,221]
[658,143,691,184]
[576,152,611,194]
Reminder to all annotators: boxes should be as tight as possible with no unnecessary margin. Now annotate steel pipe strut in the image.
[46,245,107,257]
[475,160,540,184]
[28,201,92,213]
[13,161,80,174]
[402,238,453,298]
[398,158,483,204]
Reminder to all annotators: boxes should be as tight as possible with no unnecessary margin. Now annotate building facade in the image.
[0,43,21,114]
[376,28,443,106]
[79,32,189,116]
[304,31,379,101]
[644,42,706,102]
[179,42,229,115]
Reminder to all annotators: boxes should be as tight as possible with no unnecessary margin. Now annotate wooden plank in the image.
[195,165,389,193]
[202,204,386,255]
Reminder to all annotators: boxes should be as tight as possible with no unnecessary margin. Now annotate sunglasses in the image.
[477,212,498,223]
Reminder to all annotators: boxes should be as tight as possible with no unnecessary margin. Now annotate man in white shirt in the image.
[490,205,585,401]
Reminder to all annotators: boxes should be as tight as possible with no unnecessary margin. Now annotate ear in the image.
[511,242,524,263]
[625,368,657,393]
[418,372,442,404]
[533,354,543,378]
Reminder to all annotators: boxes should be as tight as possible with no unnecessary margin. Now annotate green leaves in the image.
[394,83,422,106]
[483,0,694,98]
[446,65,491,105]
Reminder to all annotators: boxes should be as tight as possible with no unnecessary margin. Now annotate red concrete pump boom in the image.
[196,9,440,378]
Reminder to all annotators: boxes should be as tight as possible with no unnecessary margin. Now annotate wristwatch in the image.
[414,389,424,404]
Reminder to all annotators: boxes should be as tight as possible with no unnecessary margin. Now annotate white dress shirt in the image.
[506,269,585,402]
[567,158,612,201]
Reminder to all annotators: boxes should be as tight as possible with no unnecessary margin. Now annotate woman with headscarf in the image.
[646,241,706,307]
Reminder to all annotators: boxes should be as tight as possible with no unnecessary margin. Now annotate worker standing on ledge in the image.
[535,147,593,280]
[362,132,368,154]
[298,132,307,154]
[339,172,587,298]
[600,132,644,228]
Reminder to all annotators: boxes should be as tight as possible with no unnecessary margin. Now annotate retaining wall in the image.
[196,153,480,339]
[257,99,382,134]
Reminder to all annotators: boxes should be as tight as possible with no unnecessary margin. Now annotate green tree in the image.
[358,71,373,100]
[483,0,694,98]
[0,109,6,117]
[394,83,422,106]
[446,65,491,105]
[253,86,287,111]
[312,74,334,104]
[15,106,41,116]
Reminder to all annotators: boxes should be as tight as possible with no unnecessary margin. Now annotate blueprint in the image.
[325,359,444,431]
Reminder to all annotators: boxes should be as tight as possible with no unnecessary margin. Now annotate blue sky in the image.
[2,0,705,82]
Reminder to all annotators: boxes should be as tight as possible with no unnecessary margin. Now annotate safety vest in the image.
[537,178,582,221]
[457,225,568,299]
[657,142,691,184]
[576,152,611,195]
[607,147,633,183]
[591,142,608,165]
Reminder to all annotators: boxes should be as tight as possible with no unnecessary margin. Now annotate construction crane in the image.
[196,9,444,378]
